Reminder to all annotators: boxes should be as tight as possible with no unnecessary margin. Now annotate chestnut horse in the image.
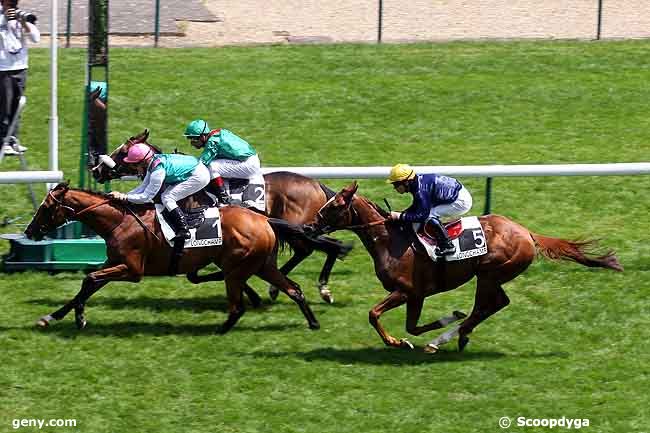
[90,130,352,304]
[309,182,623,353]
[24,183,320,333]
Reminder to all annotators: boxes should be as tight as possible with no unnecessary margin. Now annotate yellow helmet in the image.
[386,163,416,183]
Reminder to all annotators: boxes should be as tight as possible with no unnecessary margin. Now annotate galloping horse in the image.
[90,130,352,303]
[24,183,320,333]
[309,182,623,353]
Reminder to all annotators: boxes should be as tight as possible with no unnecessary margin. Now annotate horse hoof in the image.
[400,339,414,350]
[35,314,54,328]
[423,343,439,354]
[453,310,467,320]
[268,286,279,301]
[458,335,470,352]
[75,317,87,330]
[319,285,334,304]
[35,318,50,328]
[309,321,321,330]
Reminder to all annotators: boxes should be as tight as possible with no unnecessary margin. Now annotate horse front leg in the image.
[369,290,412,349]
[36,264,137,329]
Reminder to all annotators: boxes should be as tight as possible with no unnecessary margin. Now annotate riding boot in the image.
[211,177,231,206]
[426,217,456,256]
[169,207,191,240]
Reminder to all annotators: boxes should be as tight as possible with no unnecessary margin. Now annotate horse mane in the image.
[359,196,390,219]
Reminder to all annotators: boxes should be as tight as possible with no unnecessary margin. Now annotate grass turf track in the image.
[1,40,649,432]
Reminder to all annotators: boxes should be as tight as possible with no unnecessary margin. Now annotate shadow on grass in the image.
[0,320,305,338]
[240,347,569,365]
[27,293,352,312]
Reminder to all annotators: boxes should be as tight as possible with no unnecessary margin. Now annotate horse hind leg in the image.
[268,243,310,301]
[219,277,248,334]
[314,236,353,304]
[259,264,320,330]
[425,278,510,354]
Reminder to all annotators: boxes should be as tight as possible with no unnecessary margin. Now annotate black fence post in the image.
[483,177,493,215]
[377,0,383,43]
[596,0,603,40]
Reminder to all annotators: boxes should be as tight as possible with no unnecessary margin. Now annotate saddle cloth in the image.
[155,204,223,248]
[222,175,266,212]
[414,216,488,262]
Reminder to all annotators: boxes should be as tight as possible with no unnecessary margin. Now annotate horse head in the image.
[24,183,74,241]
[310,181,359,235]
[91,129,161,183]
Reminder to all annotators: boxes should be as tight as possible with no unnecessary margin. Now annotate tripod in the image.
[0,96,38,210]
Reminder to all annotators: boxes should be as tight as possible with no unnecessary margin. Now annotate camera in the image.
[15,10,37,24]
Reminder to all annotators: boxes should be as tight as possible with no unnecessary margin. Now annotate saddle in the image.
[418,219,464,246]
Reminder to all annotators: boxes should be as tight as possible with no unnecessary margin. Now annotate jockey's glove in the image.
[108,191,128,202]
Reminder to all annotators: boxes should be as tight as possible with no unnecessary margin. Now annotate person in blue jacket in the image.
[386,163,473,256]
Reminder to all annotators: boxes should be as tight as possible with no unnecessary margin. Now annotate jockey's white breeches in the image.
[161,163,210,211]
[208,154,262,182]
[429,186,473,219]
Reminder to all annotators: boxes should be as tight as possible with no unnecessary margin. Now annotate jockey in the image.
[386,163,473,256]
[183,119,261,206]
[108,142,210,240]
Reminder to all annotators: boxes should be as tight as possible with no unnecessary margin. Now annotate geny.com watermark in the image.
[12,419,76,430]
[499,416,590,429]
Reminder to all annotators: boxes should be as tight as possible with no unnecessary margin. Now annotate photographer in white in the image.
[0,0,39,155]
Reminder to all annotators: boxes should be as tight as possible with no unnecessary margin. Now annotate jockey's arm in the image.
[126,169,165,204]
[199,140,220,165]
[399,188,431,222]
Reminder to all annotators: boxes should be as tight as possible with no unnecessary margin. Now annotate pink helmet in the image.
[123,142,153,164]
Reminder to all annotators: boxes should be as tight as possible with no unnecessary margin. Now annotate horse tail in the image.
[529,233,623,272]
[266,218,306,252]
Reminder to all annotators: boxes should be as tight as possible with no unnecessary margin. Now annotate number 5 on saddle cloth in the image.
[415,216,488,262]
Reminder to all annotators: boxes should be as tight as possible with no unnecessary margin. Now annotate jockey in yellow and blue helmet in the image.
[387,163,473,256]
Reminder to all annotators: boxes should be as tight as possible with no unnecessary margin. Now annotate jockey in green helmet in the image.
[184,119,261,206]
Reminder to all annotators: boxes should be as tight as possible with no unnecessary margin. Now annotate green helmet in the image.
[184,119,210,137]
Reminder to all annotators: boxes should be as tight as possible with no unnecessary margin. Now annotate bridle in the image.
[41,189,111,229]
[313,195,387,235]
[38,188,160,241]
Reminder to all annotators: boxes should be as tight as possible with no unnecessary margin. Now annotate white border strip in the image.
[262,163,650,178]
[0,171,64,184]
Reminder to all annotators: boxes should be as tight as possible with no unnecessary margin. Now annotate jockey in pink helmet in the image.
[108,141,210,240]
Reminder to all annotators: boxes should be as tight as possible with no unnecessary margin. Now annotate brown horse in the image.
[24,183,320,333]
[90,129,352,303]
[308,181,623,353]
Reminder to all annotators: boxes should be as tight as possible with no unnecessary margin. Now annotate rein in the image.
[75,199,111,217]
[345,219,388,230]
[123,204,162,242]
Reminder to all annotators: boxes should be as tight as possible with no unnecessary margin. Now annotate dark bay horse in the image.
[309,182,623,353]
[90,130,352,304]
[24,183,320,333]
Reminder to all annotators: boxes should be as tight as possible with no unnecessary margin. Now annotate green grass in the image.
[1,40,650,432]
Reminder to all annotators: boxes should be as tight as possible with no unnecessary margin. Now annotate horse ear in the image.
[339,181,358,205]
[143,129,150,141]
